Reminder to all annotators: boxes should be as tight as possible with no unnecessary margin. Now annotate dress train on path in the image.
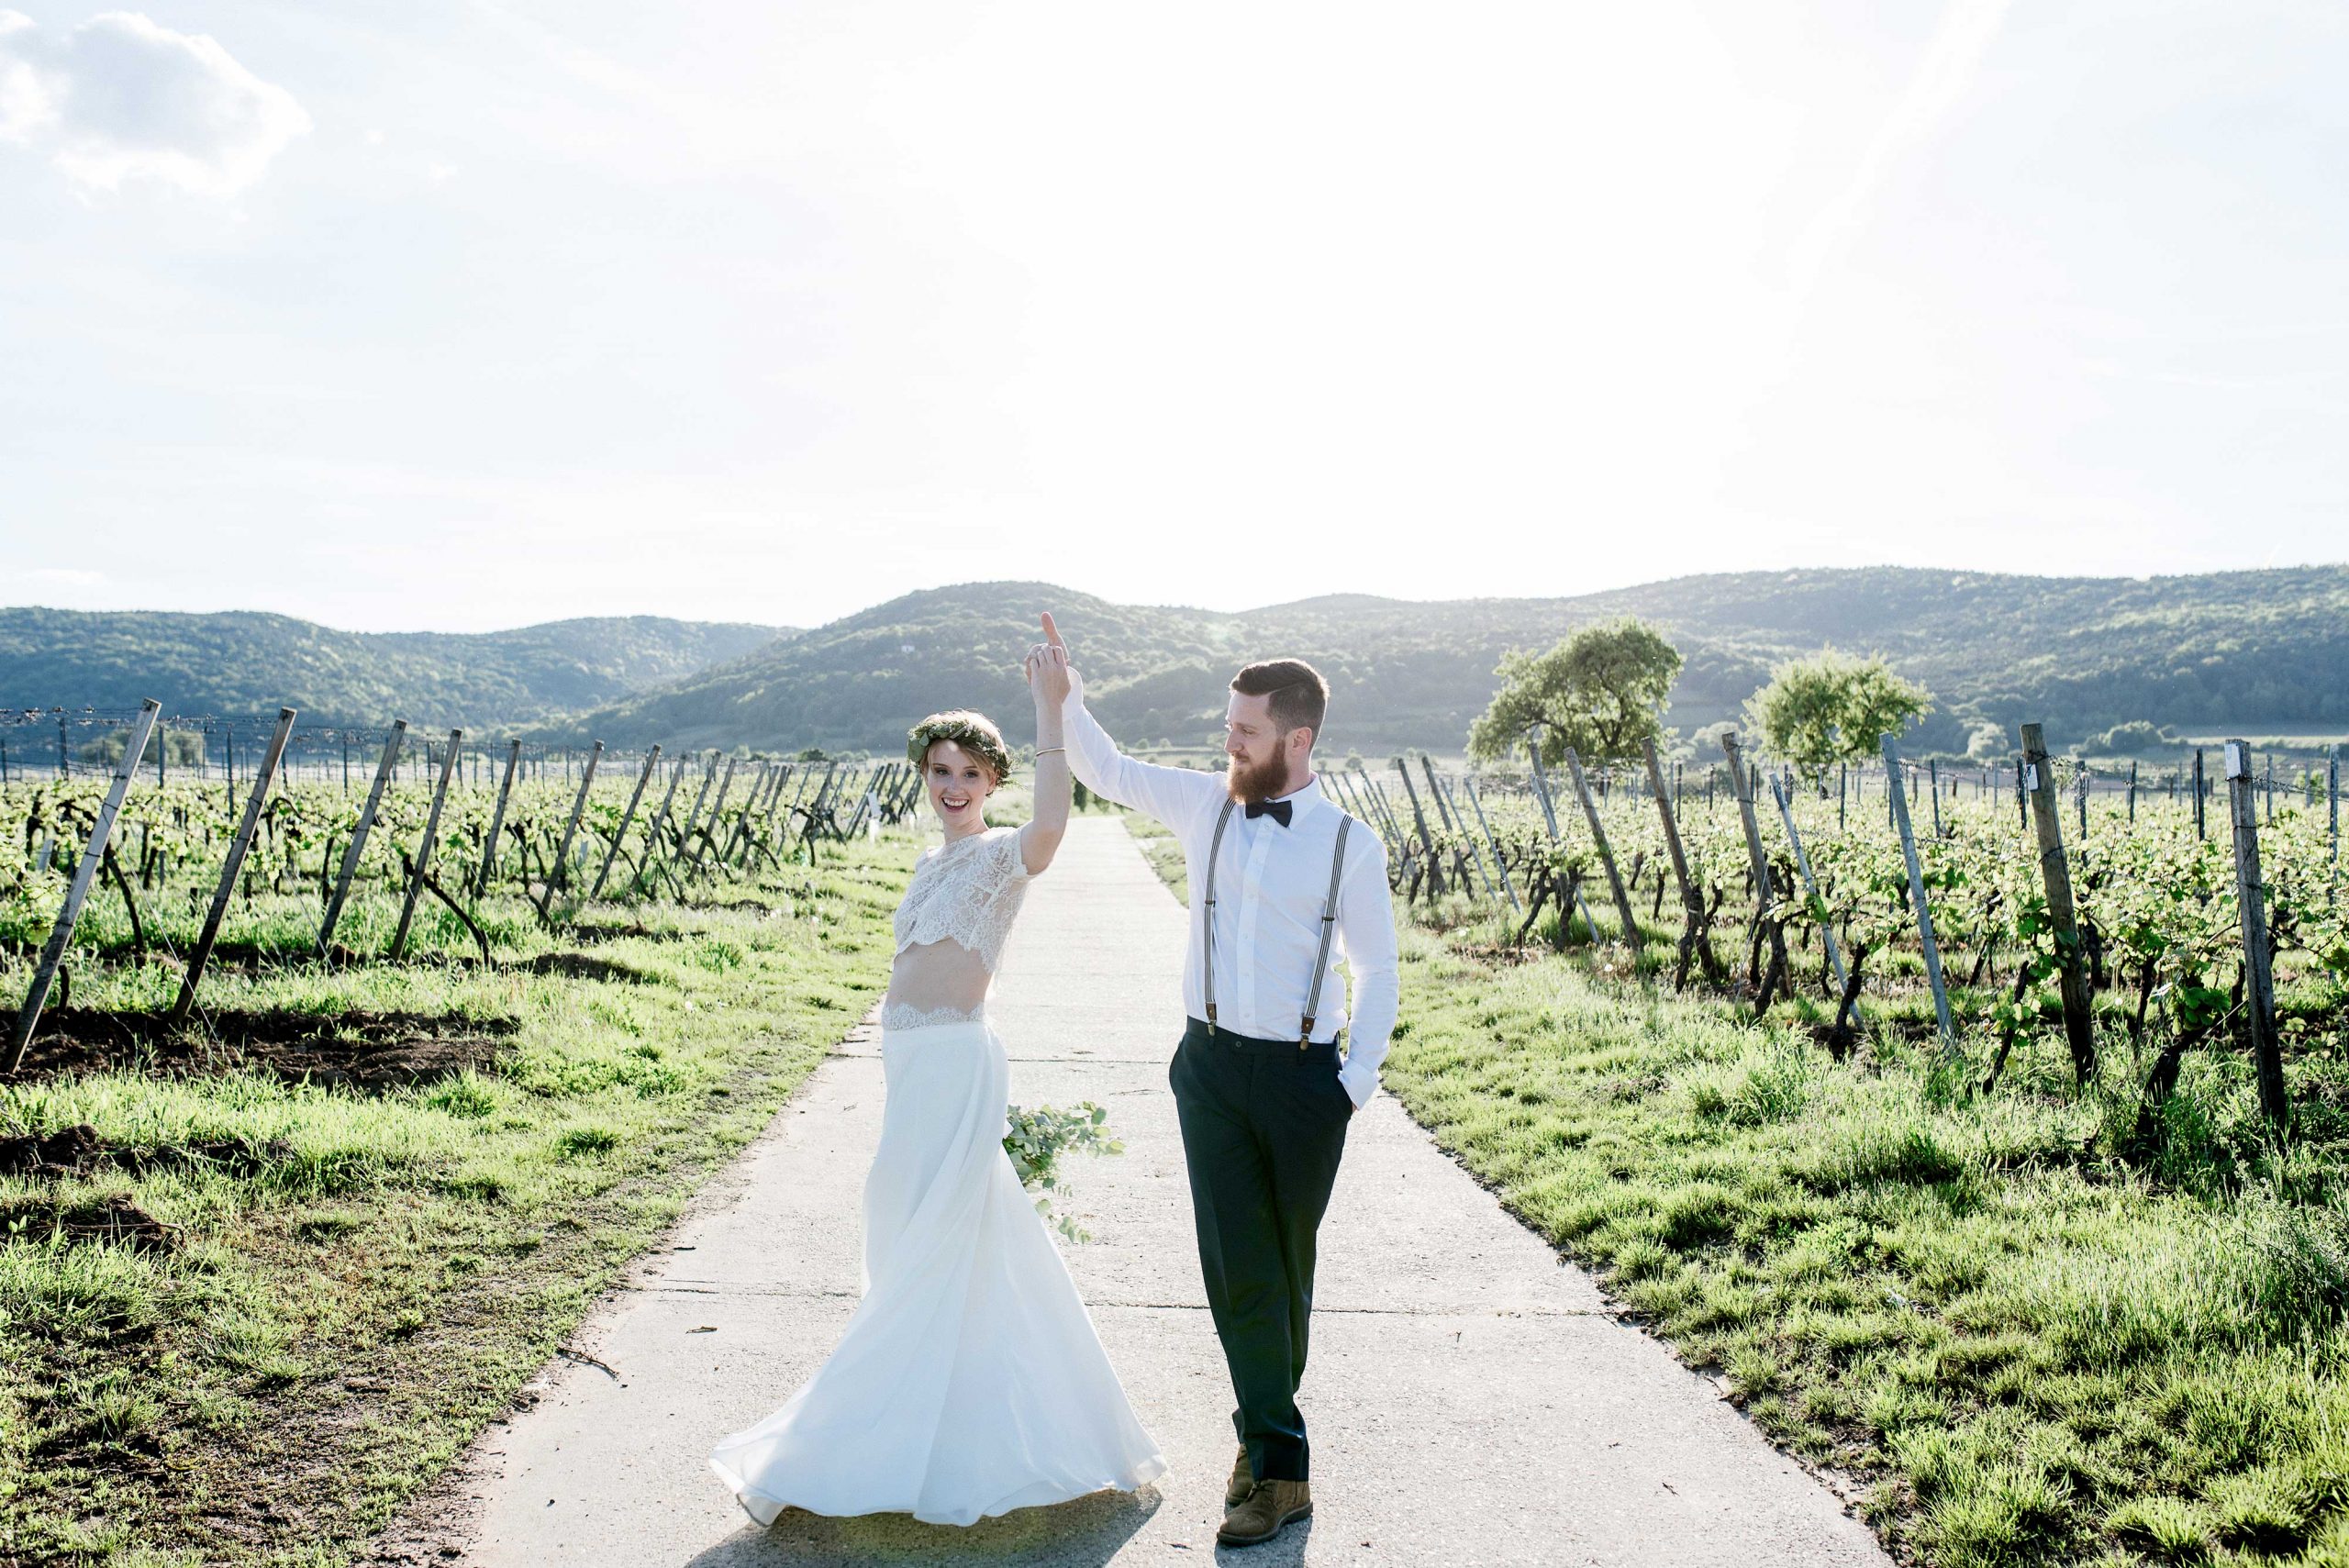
[709,1016,1165,1527]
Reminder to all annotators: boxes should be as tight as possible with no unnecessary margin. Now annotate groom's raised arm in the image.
[1040,612,1220,831]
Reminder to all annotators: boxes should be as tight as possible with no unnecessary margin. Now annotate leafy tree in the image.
[2090,719,2172,755]
[75,728,205,769]
[1743,650,1930,775]
[1466,618,1681,766]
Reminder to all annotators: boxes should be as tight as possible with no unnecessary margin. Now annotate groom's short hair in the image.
[1230,659,1329,742]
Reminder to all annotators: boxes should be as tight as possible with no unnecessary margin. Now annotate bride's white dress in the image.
[709,827,1165,1527]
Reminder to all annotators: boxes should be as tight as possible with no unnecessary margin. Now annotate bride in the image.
[709,638,1165,1527]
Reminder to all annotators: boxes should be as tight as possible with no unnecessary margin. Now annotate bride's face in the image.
[923,740,997,833]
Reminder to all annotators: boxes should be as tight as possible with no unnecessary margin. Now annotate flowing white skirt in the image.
[708,1017,1166,1527]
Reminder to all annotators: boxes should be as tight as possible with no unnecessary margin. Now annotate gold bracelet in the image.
[1034,746,1066,756]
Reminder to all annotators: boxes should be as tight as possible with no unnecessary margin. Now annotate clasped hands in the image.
[1023,611,1074,706]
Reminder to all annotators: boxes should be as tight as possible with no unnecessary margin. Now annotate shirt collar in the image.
[1268,774,1326,821]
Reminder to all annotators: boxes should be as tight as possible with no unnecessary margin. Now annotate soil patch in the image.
[0,1192,176,1251]
[4,1007,518,1091]
[1,1123,298,1180]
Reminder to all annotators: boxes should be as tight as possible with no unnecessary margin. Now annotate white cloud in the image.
[0,9,308,195]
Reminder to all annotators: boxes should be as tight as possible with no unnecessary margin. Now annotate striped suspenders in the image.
[1201,798,1354,1048]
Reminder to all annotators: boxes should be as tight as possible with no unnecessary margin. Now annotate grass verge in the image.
[1,836,914,1567]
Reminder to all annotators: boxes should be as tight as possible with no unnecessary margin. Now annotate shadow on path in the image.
[686,1484,1161,1566]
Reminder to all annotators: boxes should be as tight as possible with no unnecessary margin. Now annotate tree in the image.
[1466,618,1681,766]
[75,728,205,769]
[1743,650,1931,776]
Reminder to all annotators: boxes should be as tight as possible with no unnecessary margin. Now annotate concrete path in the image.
[405,817,1888,1567]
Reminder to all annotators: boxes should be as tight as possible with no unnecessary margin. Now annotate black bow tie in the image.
[1244,799,1293,828]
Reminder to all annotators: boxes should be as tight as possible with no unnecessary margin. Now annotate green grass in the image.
[0,833,917,1566]
[1123,812,2349,1568]
[1386,930,2349,1567]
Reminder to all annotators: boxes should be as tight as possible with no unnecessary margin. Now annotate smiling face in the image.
[1224,690,1312,803]
[923,740,998,833]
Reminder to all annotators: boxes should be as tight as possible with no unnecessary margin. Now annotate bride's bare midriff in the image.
[885,937,993,1015]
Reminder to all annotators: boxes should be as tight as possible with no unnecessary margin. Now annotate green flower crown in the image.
[907,710,1015,783]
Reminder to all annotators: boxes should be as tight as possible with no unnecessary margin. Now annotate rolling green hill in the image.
[538,566,2349,758]
[0,609,793,729]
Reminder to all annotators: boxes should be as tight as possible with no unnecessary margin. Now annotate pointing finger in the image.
[1041,612,1065,651]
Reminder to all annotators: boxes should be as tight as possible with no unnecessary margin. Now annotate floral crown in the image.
[907,710,1015,783]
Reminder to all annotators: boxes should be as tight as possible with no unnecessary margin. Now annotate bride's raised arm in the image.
[1030,610,1219,834]
[1017,635,1074,876]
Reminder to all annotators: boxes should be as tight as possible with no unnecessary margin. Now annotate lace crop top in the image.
[883,828,1034,1028]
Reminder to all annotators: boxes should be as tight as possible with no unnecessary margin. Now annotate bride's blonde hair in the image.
[907,709,1015,784]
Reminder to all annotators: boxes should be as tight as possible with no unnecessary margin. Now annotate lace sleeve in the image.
[988,828,1035,884]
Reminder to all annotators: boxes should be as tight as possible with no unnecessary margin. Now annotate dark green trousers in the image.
[1169,1016,1354,1484]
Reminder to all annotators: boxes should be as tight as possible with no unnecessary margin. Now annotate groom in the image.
[1034,612,1399,1548]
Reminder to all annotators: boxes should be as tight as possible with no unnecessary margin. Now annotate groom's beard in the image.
[1226,751,1295,805]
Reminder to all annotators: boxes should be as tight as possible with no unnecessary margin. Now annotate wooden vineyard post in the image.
[1524,737,1564,839]
[550,740,604,891]
[1929,757,1943,837]
[1882,736,1956,1055]
[716,761,763,863]
[1642,736,1702,936]
[476,740,523,896]
[691,758,739,873]
[1325,769,1369,835]
[2128,760,2138,824]
[1393,759,1442,894]
[1420,755,1480,893]
[391,728,463,959]
[2221,740,2288,1125]
[1461,775,1520,912]
[1353,762,1406,847]
[725,761,775,862]
[1562,747,1642,950]
[319,722,406,954]
[2193,748,2207,840]
[2331,745,2340,892]
[1718,731,1787,986]
[730,760,781,861]
[591,745,662,899]
[671,760,718,864]
[1769,774,1854,1008]
[171,707,296,1028]
[8,699,160,1072]
[642,757,691,873]
[761,762,799,847]
[843,773,882,840]
[2019,724,2095,1084]
[1434,772,1498,900]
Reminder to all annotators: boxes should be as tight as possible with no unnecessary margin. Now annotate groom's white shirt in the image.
[1060,677,1400,1107]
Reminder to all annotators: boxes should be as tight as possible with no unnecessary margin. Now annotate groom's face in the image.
[1224,692,1306,803]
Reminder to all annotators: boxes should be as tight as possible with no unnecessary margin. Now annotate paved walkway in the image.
[408,817,1888,1566]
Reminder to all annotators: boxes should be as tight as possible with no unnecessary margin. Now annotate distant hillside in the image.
[0,609,794,729]
[540,567,2349,757]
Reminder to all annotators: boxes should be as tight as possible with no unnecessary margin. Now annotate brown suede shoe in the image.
[1226,1443,1254,1507]
[1218,1478,1311,1546]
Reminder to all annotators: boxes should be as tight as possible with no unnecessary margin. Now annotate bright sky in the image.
[3,0,2343,633]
